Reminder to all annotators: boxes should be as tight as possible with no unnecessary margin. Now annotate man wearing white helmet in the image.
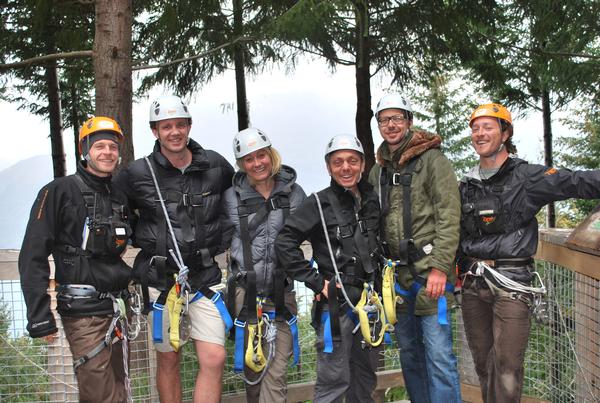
[114,95,234,403]
[276,134,384,402]
[369,93,462,402]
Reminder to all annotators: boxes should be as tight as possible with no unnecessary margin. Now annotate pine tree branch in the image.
[0,36,256,73]
[0,51,93,71]
[132,35,256,71]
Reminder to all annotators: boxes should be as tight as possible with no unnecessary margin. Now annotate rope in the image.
[475,261,546,295]
[313,192,355,310]
[236,315,277,385]
[144,157,190,292]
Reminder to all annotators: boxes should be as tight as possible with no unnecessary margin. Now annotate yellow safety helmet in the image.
[469,103,512,127]
[78,116,124,153]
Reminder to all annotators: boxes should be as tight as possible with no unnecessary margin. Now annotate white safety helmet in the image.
[149,95,192,123]
[375,93,413,117]
[233,127,272,159]
[324,134,364,160]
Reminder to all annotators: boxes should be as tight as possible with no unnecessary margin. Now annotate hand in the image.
[41,332,58,344]
[315,279,340,301]
[426,268,447,300]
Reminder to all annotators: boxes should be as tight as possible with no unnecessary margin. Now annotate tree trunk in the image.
[542,89,556,228]
[70,83,81,162]
[46,62,66,178]
[93,0,134,165]
[354,1,375,172]
[233,0,249,131]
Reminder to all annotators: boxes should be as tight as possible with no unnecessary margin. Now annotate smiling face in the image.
[326,149,365,193]
[377,108,412,151]
[241,147,273,184]
[470,116,509,164]
[85,139,119,177]
[152,117,191,155]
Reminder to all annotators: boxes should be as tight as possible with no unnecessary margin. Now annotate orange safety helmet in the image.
[78,116,124,153]
[469,103,512,127]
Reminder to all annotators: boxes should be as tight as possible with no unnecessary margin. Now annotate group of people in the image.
[18,92,600,403]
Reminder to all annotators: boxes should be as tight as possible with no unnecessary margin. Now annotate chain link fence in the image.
[1,238,599,402]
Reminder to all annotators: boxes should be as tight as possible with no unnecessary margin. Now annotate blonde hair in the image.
[236,146,282,179]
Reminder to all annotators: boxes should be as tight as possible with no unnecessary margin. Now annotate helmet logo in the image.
[248,139,257,147]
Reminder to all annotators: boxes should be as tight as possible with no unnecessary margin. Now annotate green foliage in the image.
[409,72,479,177]
[463,1,600,111]
[556,102,600,221]
[1,0,96,140]
[135,0,297,96]
[0,298,50,402]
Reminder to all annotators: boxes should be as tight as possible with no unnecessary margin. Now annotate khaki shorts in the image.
[148,285,227,352]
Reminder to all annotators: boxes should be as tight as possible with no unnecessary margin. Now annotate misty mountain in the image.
[0,155,54,249]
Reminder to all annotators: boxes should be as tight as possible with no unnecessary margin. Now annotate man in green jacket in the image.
[368,93,461,403]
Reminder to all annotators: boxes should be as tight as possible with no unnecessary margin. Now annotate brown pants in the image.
[461,285,531,403]
[235,287,297,403]
[62,315,128,403]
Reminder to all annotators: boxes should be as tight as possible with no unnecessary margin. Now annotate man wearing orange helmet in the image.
[457,103,600,402]
[19,116,133,402]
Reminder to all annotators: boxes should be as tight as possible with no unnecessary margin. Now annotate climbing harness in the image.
[314,191,391,350]
[377,156,456,326]
[381,260,402,325]
[464,260,549,324]
[228,191,299,383]
[58,284,140,403]
[144,157,232,351]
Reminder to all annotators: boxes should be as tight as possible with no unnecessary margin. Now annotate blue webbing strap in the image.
[287,315,300,367]
[233,319,246,372]
[192,289,234,332]
[321,311,334,354]
[152,302,164,343]
[394,282,454,325]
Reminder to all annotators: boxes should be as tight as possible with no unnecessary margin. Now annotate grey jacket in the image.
[223,165,306,296]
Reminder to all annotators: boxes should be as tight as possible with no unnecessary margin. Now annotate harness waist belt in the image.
[469,256,533,268]
[57,284,124,299]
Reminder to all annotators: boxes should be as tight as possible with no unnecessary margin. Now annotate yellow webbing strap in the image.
[166,284,186,352]
[354,284,389,347]
[245,319,267,372]
[382,260,399,325]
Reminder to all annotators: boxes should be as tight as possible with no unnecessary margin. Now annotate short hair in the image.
[236,146,282,179]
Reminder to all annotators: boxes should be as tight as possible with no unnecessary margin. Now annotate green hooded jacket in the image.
[368,130,461,315]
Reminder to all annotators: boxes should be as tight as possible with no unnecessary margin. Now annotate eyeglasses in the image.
[377,114,407,127]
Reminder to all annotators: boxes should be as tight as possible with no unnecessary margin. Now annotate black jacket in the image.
[114,139,234,290]
[275,178,381,304]
[19,162,132,338]
[458,157,600,277]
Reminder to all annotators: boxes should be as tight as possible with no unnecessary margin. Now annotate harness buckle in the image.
[268,197,278,211]
[182,193,202,207]
[358,219,368,234]
[391,173,402,186]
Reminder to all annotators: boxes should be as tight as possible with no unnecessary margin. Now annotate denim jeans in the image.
[395,308,462,403]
